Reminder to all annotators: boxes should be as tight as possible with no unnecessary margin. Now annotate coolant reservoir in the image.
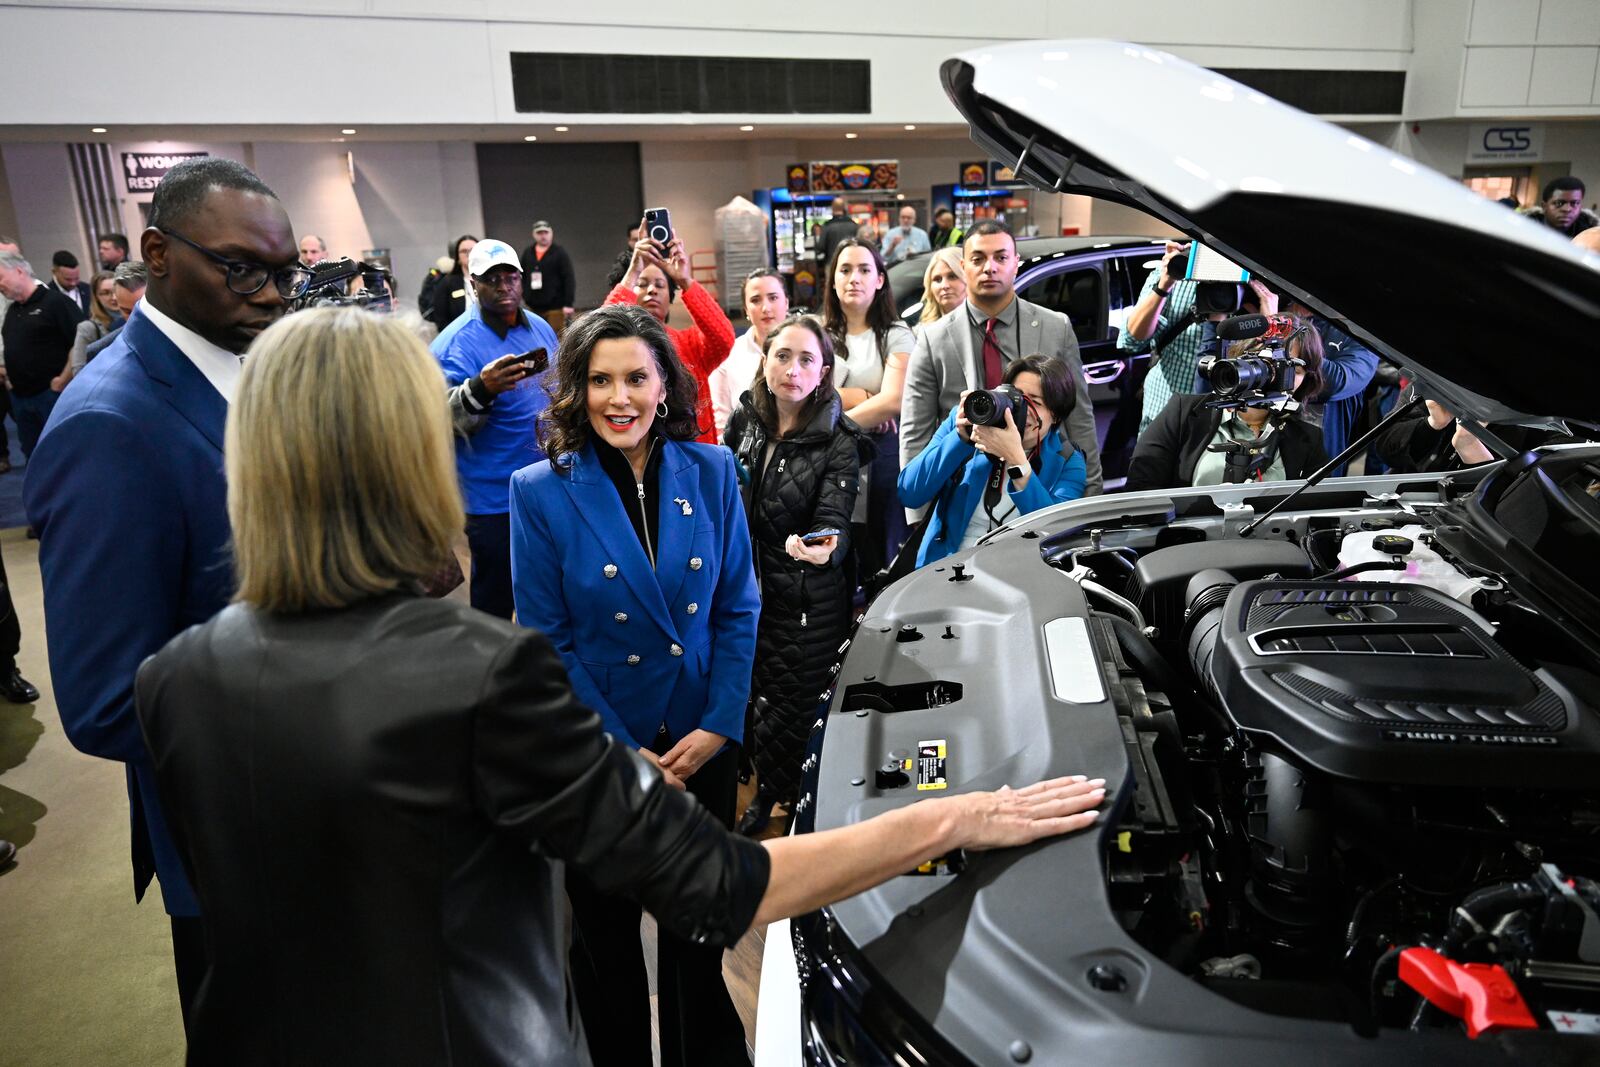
[1336,524,1492,604]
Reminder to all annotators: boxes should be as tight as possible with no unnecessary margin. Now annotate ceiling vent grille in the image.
[510,53,871,114]
[1212,68,1406,116]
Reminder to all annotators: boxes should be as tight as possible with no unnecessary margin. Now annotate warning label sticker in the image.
[1547,1010,1600,1034]
[916,739,947,791]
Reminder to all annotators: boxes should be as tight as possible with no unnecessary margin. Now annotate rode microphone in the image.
[1217,312,1299,342]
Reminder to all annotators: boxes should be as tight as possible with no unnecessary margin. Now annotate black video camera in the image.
[962,384,1027,428]
[290,258,395,313]
[1198,312,1307,409]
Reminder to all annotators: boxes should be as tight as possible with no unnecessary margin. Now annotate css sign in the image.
[1467,123,1543,163]
[1483,127,1533,152]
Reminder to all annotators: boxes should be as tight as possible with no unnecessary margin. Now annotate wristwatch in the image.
[1006,463,1028,484]
[1153,282,1173,298]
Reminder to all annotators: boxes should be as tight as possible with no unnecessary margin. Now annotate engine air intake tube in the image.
[1182,568,1238,705]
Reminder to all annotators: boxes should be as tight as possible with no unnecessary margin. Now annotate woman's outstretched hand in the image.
[753,773,1108,926]
[947,775,1106,851]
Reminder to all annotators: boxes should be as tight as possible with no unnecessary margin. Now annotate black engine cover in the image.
[1195,580,1599,787]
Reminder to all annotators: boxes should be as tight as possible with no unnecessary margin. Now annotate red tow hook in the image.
[1398,947,1539,1038]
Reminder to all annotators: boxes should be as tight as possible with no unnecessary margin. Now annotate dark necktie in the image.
[982,317,1004,389]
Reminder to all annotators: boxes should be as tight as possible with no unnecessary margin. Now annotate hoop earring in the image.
[656,399,669,419]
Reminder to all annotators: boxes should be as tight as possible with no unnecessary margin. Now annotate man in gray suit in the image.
[900,220,1103,494]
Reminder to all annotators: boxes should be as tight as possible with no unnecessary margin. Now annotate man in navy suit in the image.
[45,249,93,316]
[25,157,307,1026]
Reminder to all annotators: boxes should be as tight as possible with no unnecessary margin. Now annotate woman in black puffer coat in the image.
[725,314,868,835]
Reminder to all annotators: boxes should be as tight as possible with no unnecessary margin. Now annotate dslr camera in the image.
[962,384,1028,428]
[290,258,396,313]
[1178,242,1250,315]
[1198,312,1306,409]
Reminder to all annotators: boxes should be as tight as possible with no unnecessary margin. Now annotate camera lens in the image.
[1210,361,1244,393]
[649,225,670,243]
[964,391,997,425]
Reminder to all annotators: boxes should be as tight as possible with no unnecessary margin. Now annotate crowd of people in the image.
[1,152,1594,1062]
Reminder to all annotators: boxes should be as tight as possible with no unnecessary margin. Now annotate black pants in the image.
[0,385,12,455]
[857,428,907,580]
[171,915,207,1033]
[464,512,514,620]
[0,545,19,668]
[566,742,749,1067]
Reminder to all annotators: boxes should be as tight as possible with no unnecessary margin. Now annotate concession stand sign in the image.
[810,160,899,192]
[122,151,209,192]
[959,160,990,188]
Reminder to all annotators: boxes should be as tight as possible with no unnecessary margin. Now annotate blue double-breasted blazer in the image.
[23,307,233,917]
[509,438,760,751]
[898,407,1087,568]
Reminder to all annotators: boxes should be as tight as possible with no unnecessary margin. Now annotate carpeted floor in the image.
[0,528,188,1066]
[0,528,773,1066]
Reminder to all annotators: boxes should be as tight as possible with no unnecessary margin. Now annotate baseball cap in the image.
[531,220,553,233]
[467,239,521,278]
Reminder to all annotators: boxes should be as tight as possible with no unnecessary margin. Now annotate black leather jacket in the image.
[135,593,770,1066]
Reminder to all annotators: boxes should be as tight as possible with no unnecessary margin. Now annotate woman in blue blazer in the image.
[899,354,1088,568]
[510,304,759,1067]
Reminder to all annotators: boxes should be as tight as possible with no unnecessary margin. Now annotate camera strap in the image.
[1151,308,1204,362]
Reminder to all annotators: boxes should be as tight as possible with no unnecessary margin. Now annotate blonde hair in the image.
[226,308,464,613]
[918,246,965,325]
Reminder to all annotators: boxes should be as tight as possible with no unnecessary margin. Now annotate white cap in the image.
[467,239,521,278]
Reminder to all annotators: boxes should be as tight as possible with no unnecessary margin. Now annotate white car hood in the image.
[942,40,1600,429]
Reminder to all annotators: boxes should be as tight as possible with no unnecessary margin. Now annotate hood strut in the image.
[1239,394,1425,538]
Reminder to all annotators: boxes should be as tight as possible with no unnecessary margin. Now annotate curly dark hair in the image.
[605,250,677,304]
[538,304,701,470]
[747,314,840,438]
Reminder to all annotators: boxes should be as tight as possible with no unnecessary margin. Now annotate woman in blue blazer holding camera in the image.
[899,354,1088,568]
[510,304,759,1067]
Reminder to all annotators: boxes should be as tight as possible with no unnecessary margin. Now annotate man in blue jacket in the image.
[24,157,307,1026]
[432,238,558,619]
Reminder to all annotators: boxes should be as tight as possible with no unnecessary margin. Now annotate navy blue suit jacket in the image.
[509,439,760,751]
[24,306,233,916]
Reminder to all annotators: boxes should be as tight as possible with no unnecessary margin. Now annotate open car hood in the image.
[942,40,1600,431]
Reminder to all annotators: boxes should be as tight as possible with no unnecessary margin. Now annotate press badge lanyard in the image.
[529,246,547,291]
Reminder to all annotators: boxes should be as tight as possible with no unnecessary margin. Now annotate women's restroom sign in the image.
[122,151,210,192]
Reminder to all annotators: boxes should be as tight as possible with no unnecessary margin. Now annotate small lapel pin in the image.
[674,497,693,517]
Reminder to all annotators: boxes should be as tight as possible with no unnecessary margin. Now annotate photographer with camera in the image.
[1126,315,1329,491]
[1119,240,1214,435]
[898,354,1087,567]
[901,220,1101,495]
[431,238,558,619]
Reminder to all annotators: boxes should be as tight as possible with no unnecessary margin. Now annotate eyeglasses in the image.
[475,271,523,291]
[160,229,314,299]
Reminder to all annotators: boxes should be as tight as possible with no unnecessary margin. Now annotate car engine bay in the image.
[803,448,1600,1063]
[1089,518,1600,1041]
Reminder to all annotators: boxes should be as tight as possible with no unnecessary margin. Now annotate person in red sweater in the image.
[604,227,734,443]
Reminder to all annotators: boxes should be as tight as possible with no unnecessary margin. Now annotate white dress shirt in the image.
[710,329,765,439]
[138,298,245,404]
